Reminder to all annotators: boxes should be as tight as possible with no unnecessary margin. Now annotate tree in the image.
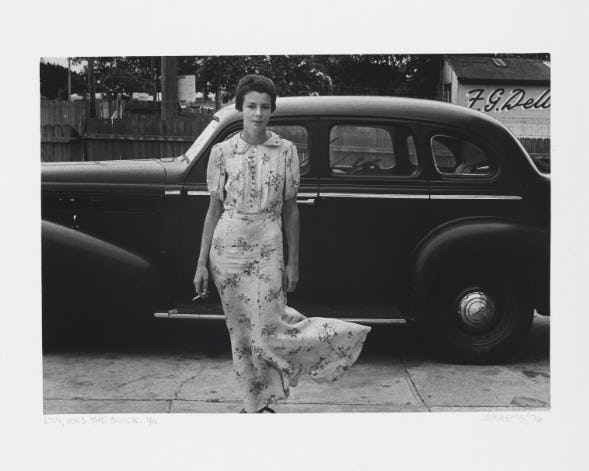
[68,57,159,99]
[184,55,333,102]
[89,57,157,99]
[40,60,85,99]
[318,54,445,98]
[401,55,444,98]
[316,54,402,95]
[186,54,445,101]
[62,55,452,104]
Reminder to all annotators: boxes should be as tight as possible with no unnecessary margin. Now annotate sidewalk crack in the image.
[110,374,152,390]
[399,353,430,412]
[168,373,200,413]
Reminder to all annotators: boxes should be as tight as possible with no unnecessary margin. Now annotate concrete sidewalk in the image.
[43,317,550,414]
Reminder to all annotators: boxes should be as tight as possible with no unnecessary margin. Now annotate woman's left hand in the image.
[283,262,299,293]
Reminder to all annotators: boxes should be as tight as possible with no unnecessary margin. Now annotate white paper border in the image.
[2,1,589,470]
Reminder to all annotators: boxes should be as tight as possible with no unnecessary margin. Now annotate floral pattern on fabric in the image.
[206,131,300,219]
[207,132,371,413]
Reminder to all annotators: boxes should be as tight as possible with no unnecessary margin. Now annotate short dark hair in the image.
[235,74,277,112]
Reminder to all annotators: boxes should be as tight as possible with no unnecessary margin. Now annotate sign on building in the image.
[441,56,550,139]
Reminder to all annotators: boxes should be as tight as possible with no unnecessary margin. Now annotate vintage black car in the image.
[41,96,550,361]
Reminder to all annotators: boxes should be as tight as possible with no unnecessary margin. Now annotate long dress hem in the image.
[256,322,371,412]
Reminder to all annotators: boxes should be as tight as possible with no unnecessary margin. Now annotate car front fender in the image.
[41,220,160,320]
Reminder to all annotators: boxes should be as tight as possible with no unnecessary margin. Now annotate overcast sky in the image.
[41,57,85,72]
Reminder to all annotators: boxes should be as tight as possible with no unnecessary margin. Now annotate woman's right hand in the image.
[193,264,209,298]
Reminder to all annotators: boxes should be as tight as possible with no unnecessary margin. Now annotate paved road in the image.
[43,315,549,414]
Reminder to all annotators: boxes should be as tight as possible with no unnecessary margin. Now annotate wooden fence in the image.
[519,137,550,171]
[519,137,550,156]
[41,100,87,134]
[41,124,83,162]
[40,99,118,132]
[84,115,210,161]
[40,113,212,162]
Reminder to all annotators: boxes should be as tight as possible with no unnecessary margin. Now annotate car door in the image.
[315,118,430,314]
[172,118,320,310]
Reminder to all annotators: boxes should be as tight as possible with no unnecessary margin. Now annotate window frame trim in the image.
[429,132,500,181]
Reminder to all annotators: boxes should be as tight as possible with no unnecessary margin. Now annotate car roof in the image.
[211,95,547,179]
[216,95,507,132]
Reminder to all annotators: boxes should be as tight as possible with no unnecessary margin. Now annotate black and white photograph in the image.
[2,1,589,470]
[40,53,551,415]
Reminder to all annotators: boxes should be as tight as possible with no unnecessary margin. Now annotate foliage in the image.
[179,54,445,101]
[178,55,333,102]
[40,61,85,99]
[88,57,158,99]
[314,55,402,94]
[317,54,443,98]
[401,55,445,98]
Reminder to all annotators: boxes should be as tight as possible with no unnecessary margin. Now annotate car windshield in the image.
[179,105,237,163]
[181,117,220,163]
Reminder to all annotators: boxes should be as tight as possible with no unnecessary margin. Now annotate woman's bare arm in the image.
[282,197,300,292]
[193,197,224,296]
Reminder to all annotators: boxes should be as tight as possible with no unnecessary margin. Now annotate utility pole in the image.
[67,57,72,101]
[151,56,157,103]
[215,85,223,110]
[88,58,96,118]
[160,56,177,120]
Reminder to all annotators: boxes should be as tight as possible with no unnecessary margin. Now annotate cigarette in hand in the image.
[192,291,207,301]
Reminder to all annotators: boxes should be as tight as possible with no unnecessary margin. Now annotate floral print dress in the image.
[207,131,371,412]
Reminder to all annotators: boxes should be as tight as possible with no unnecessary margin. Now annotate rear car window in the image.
[431,135,494,176]
[329,124,418,176]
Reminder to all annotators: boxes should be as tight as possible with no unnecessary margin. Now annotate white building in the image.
[440,55,550,141]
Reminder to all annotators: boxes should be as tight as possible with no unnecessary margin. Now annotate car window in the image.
[431,135,494,176]
[267,125,310,176]
[225,125,310,176]
[329,124,418,176]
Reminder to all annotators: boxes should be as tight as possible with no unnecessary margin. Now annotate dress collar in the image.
[232,130,282,153]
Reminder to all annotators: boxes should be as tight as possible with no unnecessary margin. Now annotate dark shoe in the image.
[241,406,275,413]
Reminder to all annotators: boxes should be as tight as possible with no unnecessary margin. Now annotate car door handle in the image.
[296,198,316,205]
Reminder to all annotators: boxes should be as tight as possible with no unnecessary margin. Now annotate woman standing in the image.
[193,75,371,413]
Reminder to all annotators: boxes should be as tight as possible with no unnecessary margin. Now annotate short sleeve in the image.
[206,143,226,201]
[284,142,300,200]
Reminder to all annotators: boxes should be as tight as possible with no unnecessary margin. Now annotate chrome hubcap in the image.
[457,290,496,329]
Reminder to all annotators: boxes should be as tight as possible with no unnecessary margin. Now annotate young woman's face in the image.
[242,91,273,132]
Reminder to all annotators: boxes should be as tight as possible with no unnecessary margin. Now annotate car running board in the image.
[153,310,406,325]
